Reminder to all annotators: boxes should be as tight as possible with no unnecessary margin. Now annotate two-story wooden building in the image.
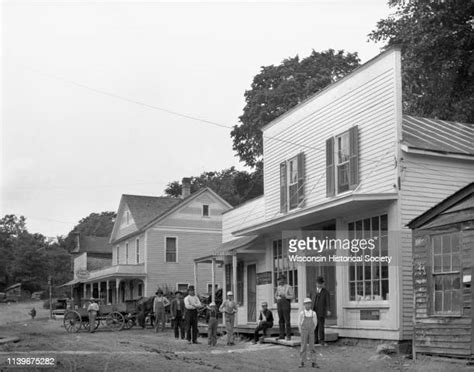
[197,46,474,341]
[65,180,231,304]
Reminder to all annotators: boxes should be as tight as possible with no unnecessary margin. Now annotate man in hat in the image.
[311,276,330,346]
[153,289,170,333]
[87,298,99,333]
[219,291,238,345]
[170,291,186,339]
[184,285,202,344]
[252,301,274,344]
[275,274,294,340]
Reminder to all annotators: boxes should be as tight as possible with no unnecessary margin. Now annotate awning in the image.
[214,235,259,256]
[58,278,81,287]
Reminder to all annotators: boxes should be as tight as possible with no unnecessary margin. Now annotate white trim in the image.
[206,282,220,293]
[400,143,474,160]
[151,226,221,234]
[164,235,178,263]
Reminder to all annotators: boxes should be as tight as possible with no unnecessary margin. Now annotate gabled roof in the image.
[122,195,181,230]
[408,182,474,229]
[72,235,112,255]
[402,115,474,156]
[110,188,232,243]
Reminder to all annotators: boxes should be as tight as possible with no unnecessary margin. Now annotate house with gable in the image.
[197,46,474,341]
[66,179,232,304]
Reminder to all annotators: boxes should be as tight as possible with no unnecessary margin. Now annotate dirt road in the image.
[0,304,471,372]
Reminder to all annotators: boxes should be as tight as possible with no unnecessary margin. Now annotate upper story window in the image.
[326,126,359,197]
[165,237,177,263]
[126,211,130,224]
[116,246,119,265]
[202,204,210,217]
[280,152,305,213]
[125,242,129,264]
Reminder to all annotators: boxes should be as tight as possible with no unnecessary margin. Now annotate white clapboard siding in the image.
[399,153,474,338]
[263,49,400,220]
[222,196,265,242]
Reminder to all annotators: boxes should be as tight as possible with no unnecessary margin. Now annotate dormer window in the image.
[280,152,305,213]
[202,204,210,217]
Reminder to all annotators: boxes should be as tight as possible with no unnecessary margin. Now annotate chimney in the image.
[181,177,191,199]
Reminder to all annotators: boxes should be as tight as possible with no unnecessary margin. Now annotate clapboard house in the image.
[63,179,231,304]
[409,183,474,358]
[196,46,474,341]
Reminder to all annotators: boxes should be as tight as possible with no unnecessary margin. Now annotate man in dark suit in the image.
[311,276,331,346]
[170,291,186,339]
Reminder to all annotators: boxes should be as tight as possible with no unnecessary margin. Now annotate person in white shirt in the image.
[298,298,318,368]
[87,298,99,334]
[275,274,294,340]
[184,286,202,344]
[219,291,238,346]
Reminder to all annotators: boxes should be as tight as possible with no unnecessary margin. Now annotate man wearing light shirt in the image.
[184,285,202,344]
[275,274,294,340]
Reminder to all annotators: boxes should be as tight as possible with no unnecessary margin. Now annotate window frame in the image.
[202,204,210,217]
[116,246,120,265]
[164,236,178,263]
[176,283,190,292]
[136,238,140,264]
[431,232,462,316]
[272,238,298,304]
[280,152,305,213]
[125,242,129,264]
[335,131,350,194]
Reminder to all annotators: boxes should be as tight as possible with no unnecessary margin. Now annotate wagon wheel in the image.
[82,318,100,332]
[123,315,135,330]
[63,311,82,333]
[106,311,125,331]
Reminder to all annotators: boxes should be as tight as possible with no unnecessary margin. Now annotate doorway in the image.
[247,264,257,323]
[303,221,337,325]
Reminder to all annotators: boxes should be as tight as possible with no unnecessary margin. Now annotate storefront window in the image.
[348,215,389,301]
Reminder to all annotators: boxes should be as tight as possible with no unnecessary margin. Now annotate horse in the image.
[136,296,155,328]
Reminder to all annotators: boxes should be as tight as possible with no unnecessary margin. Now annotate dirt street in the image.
[0,302,471,372]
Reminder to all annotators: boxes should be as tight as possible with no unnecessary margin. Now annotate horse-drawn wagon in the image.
[63,299,143,333]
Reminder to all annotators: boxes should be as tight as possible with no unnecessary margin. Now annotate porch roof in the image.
[60,265,146,286]
[232,193,398,236]
[215,235,259,256]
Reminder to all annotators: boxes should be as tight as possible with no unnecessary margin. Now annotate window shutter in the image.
[326,137,335,197]
[297,152,305,207]
[348,126,359,190]
[280,162,287,213]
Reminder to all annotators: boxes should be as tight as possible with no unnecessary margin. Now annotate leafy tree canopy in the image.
[164,166,263,207]
[369,0,474,122]
[231,49,360,167]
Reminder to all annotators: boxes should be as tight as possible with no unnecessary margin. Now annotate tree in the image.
[0,215,27,288]
[164,166,263,206]
[231,49,360,167]
[369,0,474,123]
[62,211,117,251]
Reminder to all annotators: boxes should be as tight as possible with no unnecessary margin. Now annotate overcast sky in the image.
[1,0,393,237]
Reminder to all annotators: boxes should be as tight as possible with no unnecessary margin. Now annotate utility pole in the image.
[48,276,52,319]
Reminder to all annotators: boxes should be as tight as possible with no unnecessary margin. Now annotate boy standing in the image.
[170,291,186,339]
[206,302,218,347]
[87,298,99,333]
[298,298,318,368]
[219,291,238,346]
[153,290,170,333]
[253,302,274,344]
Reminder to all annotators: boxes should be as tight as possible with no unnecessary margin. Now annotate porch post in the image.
[106,280,110,304]
[211,258,216,303]
[232,253,237,300]
[116,279,121,304]
[194,262,198,292]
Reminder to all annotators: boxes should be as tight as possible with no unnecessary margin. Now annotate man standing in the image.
[184,286,202,344]
[153,289,170,333]
[170,291,186,339]
[219,291,238,346]
[275,274,294,341]
[252,301,274,344]
[312,276,330,346]
[87,298,99,333]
